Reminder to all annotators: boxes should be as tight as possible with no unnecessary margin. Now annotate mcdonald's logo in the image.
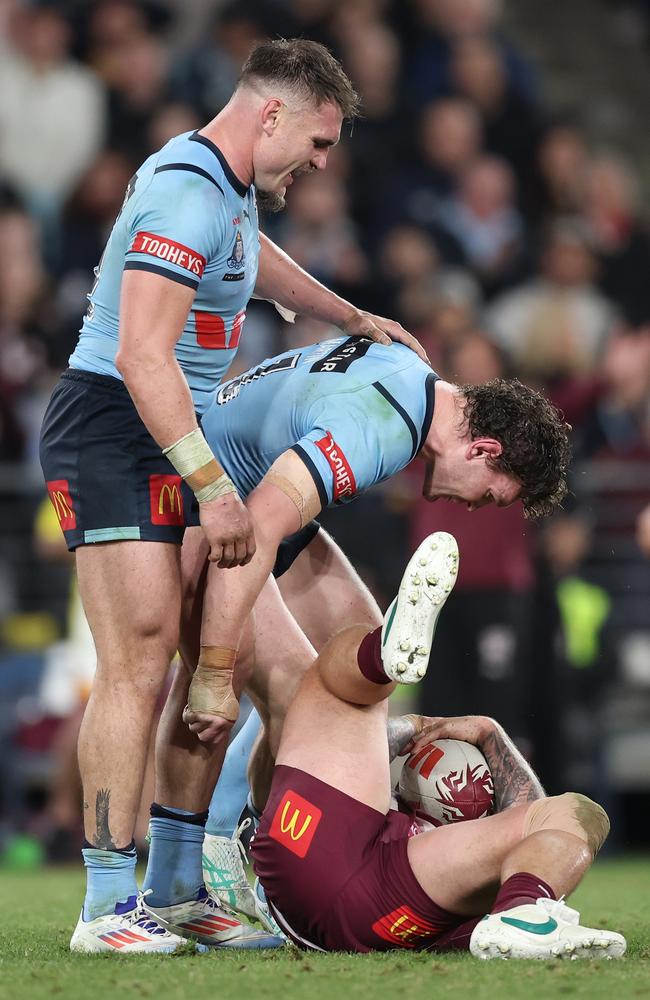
[372,905,440,948]
[46,479,76,531]
[269,789,322,858]
[149,474,184,526]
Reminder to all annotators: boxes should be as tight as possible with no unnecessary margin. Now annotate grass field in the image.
[1,858,649,1000]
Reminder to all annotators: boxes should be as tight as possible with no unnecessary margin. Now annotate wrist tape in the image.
[187,646,240,723]
[163,429,237,503]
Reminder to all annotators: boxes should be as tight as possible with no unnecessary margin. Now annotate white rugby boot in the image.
[202,821,285,937]
[202,820,258,920]
[144,886,285,949]
[470,896,626,960]
[70,892,193,953]
[381,532,459,683]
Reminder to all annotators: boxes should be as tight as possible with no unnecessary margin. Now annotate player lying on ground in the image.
[250,532,626,959]
[139,339,570,930]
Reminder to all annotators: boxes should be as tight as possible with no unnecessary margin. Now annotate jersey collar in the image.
[190,131,250,198]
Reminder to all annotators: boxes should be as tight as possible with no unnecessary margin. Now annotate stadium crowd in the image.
[0,0,648,863]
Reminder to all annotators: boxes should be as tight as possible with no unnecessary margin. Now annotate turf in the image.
[1,858,648,1000]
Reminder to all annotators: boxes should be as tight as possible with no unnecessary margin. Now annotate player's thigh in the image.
[407,804,530,916]
[246,576,317,721]
[276,627,392,814]
[279,528,381,650]
[76,540,182,664]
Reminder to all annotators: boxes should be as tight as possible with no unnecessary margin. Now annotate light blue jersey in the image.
[201,337,438,507]
[69,130,260,415]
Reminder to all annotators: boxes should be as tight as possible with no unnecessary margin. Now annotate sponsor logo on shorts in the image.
[149,474,184,526]
[268,789,322,859]
[372,905,441,948]
[315,432,356,500]
[128,231,206,277]
[46,479,76,531]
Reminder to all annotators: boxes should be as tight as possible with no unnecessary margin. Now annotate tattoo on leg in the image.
[94,788,117,850]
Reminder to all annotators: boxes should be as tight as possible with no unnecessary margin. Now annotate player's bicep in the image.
[258,449,324,528]
[118,268,196,364]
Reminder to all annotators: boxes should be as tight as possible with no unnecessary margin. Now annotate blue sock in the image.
[82,841,138,920]
[206,709,262,837]
[141,804,207,908]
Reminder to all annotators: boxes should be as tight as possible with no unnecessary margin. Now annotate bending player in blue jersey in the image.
[39,40,426,954]
[143,335,570,931]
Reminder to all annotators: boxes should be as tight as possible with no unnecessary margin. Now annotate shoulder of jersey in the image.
[152,130,232,198]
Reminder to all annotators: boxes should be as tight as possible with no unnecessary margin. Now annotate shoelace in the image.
[233,816,253,865]
[536,895,580,925]
[129,890,171,936]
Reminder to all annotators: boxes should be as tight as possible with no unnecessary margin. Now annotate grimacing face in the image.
[255,99,342,211]
[421,452,523,512]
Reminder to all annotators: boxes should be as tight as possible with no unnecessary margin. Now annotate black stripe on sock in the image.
[150,802,209,826]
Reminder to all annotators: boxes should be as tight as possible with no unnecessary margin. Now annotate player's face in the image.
[422,448,523,511]
[256,99,342,209]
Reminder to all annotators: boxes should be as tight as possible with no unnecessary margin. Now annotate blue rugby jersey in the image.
[200,337,438,507]
[69,130,260,415]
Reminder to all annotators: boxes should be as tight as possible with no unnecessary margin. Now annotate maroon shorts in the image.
[251,765,464,952]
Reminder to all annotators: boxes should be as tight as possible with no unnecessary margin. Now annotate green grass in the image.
[1,859,649,1000]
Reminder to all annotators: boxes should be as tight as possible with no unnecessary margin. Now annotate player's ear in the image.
[467,438,503,461]
[261,98,284,136]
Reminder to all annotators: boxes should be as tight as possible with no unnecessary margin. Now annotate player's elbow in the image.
[115,345,168,383]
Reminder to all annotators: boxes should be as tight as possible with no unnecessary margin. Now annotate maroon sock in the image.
[356,627,392,685]
[491,872,556,913]
[429,916,483,953]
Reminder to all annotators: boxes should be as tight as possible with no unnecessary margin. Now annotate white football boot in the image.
[202,821,285,937]
[144,886,285,949]
[381,532,459,683]
[202,820,258,920]
[70,892,193,953]
[470,896,626,960]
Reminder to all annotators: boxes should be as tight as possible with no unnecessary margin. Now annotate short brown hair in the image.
[461,378,571,518]
[239,38,360,119]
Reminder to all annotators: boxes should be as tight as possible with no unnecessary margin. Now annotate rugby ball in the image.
[398,738,494,826]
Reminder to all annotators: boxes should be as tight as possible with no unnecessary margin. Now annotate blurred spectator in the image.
[55,150,135,331]
[146,100,201,154]
[381,98,482,244]
[582,154,650,325]
[435,154,526,295]
[337,20,408,231]
[171,2,267,121]
[400,0,539,107]
[522,122,588,225]
[0,3,105,226]
[276,171,370,298]
[375,224,481,359]
[449,34,542,180]
[487,219,618,382]
[409,331,537,744]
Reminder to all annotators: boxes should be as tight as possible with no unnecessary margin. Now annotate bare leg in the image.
[76,541,182,848]
[279,528,381,647]
[154,526,254,812]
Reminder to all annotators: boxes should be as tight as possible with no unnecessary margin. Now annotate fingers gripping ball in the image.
[398,738,494,826]
[187,646,240,723]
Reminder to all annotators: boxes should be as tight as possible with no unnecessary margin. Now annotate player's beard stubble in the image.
[256,189,286,213]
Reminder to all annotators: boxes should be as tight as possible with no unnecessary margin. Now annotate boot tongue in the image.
[114,894,138,915]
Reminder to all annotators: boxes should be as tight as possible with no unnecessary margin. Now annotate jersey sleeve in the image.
[124,170,228,290]
[291,389,417,508]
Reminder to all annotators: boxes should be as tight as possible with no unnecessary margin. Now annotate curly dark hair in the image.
[239,39,360,119]
[460,378,571,518]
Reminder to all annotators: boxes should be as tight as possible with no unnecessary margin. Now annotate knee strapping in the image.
[523,793,610,857]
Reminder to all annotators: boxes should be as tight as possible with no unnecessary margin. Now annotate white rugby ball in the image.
[398,738,494,826]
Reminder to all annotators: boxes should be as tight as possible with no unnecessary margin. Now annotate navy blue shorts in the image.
[39,369,320,574]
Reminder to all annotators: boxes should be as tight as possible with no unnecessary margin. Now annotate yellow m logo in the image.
[51,491,72,521]
[279,800,313,841]
[158,483,181,514]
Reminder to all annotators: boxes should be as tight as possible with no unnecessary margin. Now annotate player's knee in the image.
[524,792,610,858]
[565,792,610,857]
